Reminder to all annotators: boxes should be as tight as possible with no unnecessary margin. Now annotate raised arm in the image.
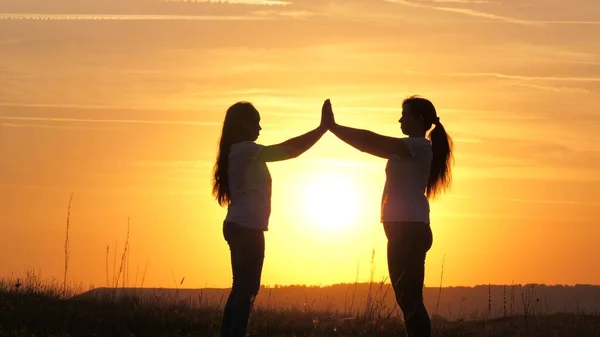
[259,127,326,162]
[258,101,331,162]
[325,100,410,159]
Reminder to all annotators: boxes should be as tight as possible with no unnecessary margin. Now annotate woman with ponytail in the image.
[323,96,453,337]
[213,101,330,337]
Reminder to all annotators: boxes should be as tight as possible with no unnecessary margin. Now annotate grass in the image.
[2,274,600,337]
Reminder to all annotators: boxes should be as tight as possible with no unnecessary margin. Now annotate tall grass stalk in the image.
[63,193,73,293]
[114,218,130,288]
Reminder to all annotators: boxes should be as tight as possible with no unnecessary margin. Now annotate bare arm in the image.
[330,124,410,158]
[323,100,409,158]
[259,126,326,162]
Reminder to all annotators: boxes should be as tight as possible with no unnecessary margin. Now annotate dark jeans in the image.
[221,222,265,337]
[384,221,433,337]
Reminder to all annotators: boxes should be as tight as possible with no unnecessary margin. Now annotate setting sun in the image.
[300,173,362,232]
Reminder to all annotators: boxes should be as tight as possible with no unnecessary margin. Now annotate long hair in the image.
[212,101,259,206]
[402,96,454,199]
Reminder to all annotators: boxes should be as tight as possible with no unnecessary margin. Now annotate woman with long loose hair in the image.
[213,101,330,337]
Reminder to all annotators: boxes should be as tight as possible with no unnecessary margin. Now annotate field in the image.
[2,275,599,337]
[2,204,599,337]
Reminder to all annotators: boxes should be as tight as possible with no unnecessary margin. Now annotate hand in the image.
[320,99,335,131]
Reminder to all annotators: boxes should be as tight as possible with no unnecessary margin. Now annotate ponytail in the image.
[402,96,454,199]
[427,119,453,199]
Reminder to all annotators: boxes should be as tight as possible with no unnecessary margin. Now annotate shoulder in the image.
[400,137,431,156]
[401,137,430,147]
[230,141,265,159]
[231,141,264,151]
[404,137,430,150]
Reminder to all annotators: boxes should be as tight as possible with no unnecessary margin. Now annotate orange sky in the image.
[1,0,599,289]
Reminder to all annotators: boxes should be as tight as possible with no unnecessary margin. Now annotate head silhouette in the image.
[213,102,262,206]
[224,102,262,142]
[400,97,437,137]
[401,96,454,199]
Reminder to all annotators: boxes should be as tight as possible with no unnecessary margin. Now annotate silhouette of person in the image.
[323,97,453,337]
[213,101,331,337]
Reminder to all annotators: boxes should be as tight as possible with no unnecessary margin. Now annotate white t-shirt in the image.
[381,137,433,223]
[224,141,272,230]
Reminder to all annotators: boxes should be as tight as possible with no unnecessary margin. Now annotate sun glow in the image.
[301,173,363,231]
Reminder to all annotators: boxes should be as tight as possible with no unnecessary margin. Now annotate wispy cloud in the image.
[434,6,539,25]
[251,9,317,19]
[447,72,600,83]
[0,183,205,196]
[425,0,491,3]
[382,0,539,25]
[404,69,600,83]
[74,171,203,180]
[0,102,153,111]
[133,160,212,168]
[0,116,220,126]
[0,102,294,126]
[492,196,600,206]
[539,20,600,25]
[0,122,124,130]
[162,0,290,5]
[505,57,600,67]
[381,0,600,26]
[439,211,596,223]
[385,0,600,26]
[514,83,590,94]
[0,13,276,21]
[448,194,600,206]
